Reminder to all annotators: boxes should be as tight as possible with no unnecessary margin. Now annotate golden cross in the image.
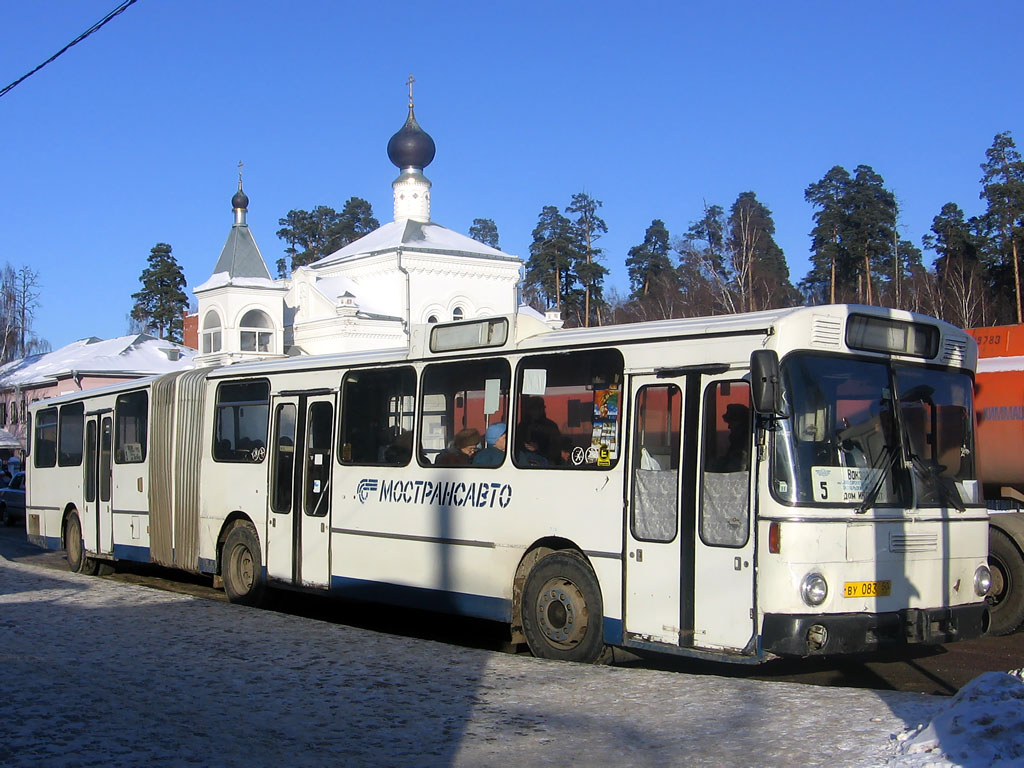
[407,74,415,108]
[237,160,244,184]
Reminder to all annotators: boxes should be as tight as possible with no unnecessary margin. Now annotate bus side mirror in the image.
[750,350,785,417]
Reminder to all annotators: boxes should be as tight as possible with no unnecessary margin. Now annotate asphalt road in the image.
[1,524,1019,695]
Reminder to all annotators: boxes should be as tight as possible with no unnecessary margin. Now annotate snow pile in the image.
[891,669,1024,767]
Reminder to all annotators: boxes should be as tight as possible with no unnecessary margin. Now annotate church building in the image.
[190,92,527,365]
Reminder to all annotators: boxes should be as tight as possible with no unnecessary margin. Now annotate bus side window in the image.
[701,380,751,548]
[513,348,623,469]
[115,391,149,464]
[58,402,85,467]
[420,359,509,467]
[339,367,416,466]
[34,407,58,468]
[213,380,270,463]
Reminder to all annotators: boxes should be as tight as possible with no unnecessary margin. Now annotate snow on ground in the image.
[0,553,1020,768]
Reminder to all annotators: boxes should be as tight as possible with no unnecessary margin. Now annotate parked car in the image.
[0,472,26,526]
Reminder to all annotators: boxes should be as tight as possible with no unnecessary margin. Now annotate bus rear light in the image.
[768,521,781,554]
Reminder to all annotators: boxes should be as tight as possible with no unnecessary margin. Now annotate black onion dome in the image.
[387,108,436,169]
[232,185,249,210]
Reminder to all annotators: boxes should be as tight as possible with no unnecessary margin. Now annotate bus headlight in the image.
[800,572,828,606]
[974,565,992,596]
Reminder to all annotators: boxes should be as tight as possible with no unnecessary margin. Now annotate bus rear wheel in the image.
[64,513,99,576]
[988,528,1024,636]
[222,522,265,607]
[522,551,607,663]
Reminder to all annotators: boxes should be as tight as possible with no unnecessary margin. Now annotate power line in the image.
[0,0,141,101]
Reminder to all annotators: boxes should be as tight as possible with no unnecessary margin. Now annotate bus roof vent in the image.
[810,316,843,349]
[941,337,967,367]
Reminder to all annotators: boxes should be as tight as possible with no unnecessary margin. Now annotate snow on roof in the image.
[311,275,397,317]
[0,334,195,389]
[193,271,284,293]
[312,218,517,268]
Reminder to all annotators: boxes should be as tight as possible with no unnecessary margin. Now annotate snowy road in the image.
[0,554,953,768]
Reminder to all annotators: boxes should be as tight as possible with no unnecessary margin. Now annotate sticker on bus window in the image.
[811,466,881,503]
[522,369,547,396]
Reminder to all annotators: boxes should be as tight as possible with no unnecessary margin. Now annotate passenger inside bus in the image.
[435,428,481,466]
[473,423,507,466]
[516,395,561,465]
[716,403,751,472]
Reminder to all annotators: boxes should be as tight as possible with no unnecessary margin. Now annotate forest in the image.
[269,130,1024,333]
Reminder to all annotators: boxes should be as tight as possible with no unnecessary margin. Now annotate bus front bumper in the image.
[760,603,989,657]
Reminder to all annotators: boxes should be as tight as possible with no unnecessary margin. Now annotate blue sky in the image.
[1,1,1021,350]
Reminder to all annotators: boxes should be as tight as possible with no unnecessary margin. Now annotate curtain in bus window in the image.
[631,384,680,542]
[420,359,509,467]
[34,408,57,468]
[213,380,270,463]
[340,367,416,466]
[513,348,624,469]
[305,401,333,516]
[700,381,751,548]
[115,391,148,464]
[58,402,85,467]
[272,403,296,513]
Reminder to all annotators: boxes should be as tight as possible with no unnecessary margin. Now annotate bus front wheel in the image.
[64,513,99,576]
[988,528,1024,636]
[522,551,607,663]
[222,522,266,607]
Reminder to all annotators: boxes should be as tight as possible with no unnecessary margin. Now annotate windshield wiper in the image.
[907,452,966,512]
[856,442,898,514]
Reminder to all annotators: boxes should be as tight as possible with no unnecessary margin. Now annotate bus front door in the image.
[266,392,335,589]
[692,374,756,653]
[625,378,687,646]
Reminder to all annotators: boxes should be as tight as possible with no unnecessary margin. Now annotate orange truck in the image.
[968,324,1024,634]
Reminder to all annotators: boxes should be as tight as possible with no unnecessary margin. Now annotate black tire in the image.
[988,527,1024,636]
[222,522,265,607]
[521,551,607,663]
[64,513,99,576]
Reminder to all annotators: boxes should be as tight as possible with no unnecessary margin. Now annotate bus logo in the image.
[357,479,379,503]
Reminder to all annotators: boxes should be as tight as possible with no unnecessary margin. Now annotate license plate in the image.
[843,580,891,598]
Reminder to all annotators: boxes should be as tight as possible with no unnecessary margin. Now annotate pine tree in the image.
[566,192,608,326]
[131,243,188,342]
[626,219,675,299]
[979,132,1024,323]
[275,198,378,276]
[524,205,579,318]
[469,218,500,249]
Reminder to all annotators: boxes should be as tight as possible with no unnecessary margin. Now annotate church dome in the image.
[387,108,436,170]
[232,186,249,210]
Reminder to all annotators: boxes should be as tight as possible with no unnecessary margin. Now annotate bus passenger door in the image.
[83,414,114,557]
[692,374,756,652]
[625,378,686,645]
[82,415,100,554]
[267,393,335,589]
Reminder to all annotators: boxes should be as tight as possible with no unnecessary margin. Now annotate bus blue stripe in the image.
[330,575,512,624]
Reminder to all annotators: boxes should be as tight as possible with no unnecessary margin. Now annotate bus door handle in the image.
[734,556,742,571]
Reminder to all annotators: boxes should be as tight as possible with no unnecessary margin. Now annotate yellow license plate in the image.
[843,580,891,598]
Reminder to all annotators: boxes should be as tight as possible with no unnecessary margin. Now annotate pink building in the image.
[0,334,195,458]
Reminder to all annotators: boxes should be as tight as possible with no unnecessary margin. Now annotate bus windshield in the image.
[771,354,977,509]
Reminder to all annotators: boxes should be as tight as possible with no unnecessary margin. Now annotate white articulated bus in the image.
[26,304,991,663]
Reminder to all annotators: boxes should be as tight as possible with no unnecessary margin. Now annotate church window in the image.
[427,315,438,324]
[202,311,222,354]
[452,306,464,322]
[239,310,274,353]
